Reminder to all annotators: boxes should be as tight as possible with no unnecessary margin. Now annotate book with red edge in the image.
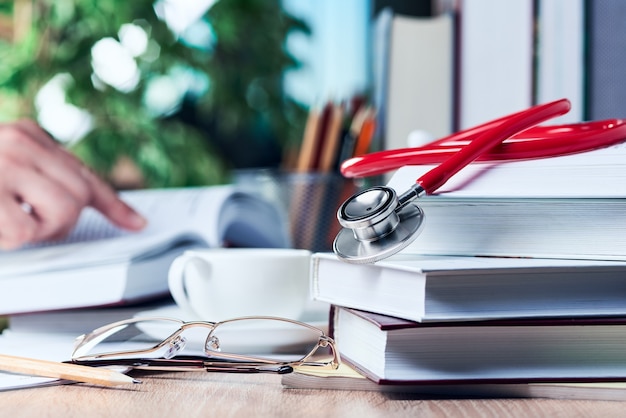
[332,306,626,385]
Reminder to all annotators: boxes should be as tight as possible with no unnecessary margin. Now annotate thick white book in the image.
[333,306,626,384]
[383,142,626,261]
[0,186,289,315]
[311,252,626,323]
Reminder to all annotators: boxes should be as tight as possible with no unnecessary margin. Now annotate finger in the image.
[0,122,92,200]
[11,120,59,149]
[21,123,148,230]
[1,121,147,232]
[0,194,38,250]
[13,121,97,192]
[32,147,93,206]
[10,165,84,243]
[43,161,147,232]
[16,120,88,168]
[78,166,147,231]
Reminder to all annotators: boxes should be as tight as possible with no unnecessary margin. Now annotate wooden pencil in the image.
[0,354,140,387]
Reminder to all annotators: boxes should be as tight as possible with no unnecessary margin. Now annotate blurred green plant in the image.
[0,0,309,188]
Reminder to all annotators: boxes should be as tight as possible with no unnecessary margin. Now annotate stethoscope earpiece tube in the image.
[334,99,573,264]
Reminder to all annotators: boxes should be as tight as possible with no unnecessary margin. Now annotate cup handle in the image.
[168,254,210,317]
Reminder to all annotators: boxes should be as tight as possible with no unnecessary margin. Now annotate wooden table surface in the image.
[0,371,624,417]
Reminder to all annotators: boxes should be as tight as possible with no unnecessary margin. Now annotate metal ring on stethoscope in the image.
[333,186,426,263]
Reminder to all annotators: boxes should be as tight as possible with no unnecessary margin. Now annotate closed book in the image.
[0,186,289,315]
[385,142,626,261]
[311,252,626,323]
[586,0,626,120]
[381,10,454,150]
[535,0,585,124]
[457,0,534,129]
[333,307,626,384]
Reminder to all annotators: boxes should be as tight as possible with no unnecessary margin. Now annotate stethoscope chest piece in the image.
[333,186,425,264]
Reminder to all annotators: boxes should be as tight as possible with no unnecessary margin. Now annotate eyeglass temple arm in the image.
[203,363,293,374]
[70,357,294,374]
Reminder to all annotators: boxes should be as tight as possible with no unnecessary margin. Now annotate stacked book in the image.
[283,142,626,399]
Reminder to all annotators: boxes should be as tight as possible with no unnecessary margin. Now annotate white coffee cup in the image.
[168,248,312,321]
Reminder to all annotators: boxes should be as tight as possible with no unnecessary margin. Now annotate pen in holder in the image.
[233,100,379,252]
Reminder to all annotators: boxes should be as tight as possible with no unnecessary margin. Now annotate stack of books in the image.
[283,141,626,400]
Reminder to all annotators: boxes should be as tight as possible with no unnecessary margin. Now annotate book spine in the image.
[535,0,585,124]
[585,0,626,120]
[384,12,455,150]
[457,0,534,129]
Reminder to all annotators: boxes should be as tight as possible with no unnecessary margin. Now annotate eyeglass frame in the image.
[70,316,340,375]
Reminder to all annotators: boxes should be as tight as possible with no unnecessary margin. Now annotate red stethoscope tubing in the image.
[340,101,626,180]
[413,98,570,194]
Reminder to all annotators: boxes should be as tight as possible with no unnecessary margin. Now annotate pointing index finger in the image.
[81,167,147,231]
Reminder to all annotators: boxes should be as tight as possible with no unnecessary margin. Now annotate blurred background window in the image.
[282,0,371,107]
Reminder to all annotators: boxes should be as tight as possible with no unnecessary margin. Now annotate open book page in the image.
[0,186,237,277]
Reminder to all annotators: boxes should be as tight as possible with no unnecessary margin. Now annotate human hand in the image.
[0,120,147,250]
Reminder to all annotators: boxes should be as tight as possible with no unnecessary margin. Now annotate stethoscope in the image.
[333,98,626,264]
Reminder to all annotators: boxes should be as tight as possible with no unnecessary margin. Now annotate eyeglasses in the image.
[70,316,340,374]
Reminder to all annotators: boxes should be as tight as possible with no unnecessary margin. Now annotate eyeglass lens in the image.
[73,318,328,364]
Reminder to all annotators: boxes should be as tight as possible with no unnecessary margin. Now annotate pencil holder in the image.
[233,169,373,252]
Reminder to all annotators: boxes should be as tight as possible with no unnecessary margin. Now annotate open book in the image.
[0,186,290,315]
